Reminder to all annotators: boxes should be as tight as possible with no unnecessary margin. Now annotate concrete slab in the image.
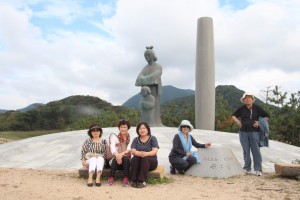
[0,127,299,175]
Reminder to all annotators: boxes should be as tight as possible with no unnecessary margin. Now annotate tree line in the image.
[0,87,299,147]
[161,86,300,147]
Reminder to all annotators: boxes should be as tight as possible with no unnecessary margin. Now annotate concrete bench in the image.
[79,165,165,179]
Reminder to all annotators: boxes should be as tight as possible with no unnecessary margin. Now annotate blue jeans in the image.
[239,131,262,171]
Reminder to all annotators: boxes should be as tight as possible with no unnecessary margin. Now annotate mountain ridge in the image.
[1,85,263,113]
[122,85,195,108]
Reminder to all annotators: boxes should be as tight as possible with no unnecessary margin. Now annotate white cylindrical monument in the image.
[195,17,215,130]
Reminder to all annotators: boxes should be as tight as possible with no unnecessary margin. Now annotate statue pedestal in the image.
[185,147,244,178]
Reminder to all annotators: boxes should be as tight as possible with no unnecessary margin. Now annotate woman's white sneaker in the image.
[256,171,262,176]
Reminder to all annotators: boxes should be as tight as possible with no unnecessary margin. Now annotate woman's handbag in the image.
[106,144,114,160]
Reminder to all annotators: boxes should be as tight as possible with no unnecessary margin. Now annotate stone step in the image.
[274,163,300,177]
[79,165,165,179]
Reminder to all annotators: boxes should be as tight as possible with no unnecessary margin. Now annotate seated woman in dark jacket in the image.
[169,120,211,174]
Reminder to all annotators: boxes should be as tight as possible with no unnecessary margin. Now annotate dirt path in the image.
[0,168,299,200]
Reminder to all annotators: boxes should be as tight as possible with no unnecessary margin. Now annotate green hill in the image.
[0,95,139,131]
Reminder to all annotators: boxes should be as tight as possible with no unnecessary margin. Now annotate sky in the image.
[0,0,299,110]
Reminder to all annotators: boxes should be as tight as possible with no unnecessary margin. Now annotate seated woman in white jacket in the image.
[107,120,131,187]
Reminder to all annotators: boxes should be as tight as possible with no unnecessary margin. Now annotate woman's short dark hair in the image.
[118,119,131,129]
[87,123,103,138]
[136,122,151,137]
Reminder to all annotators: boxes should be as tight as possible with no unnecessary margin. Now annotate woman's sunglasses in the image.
[181,125,190,128]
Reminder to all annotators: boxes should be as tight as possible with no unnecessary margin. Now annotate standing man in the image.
[232,92,270,176]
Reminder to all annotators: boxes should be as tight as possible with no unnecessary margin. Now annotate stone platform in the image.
[0,127,299,176]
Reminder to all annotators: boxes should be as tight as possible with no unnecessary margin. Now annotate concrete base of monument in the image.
[185,147,245,178]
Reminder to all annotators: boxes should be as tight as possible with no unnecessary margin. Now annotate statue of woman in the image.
[135,46,163,126]
[140,86,155,126]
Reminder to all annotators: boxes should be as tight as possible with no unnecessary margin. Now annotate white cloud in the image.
[0,0,299,110]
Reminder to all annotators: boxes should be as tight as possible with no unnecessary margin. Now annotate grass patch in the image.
[0,130,63,141]
[147,176,172,185]
[264,173,279,180]
[264,173,300,181]
[100,175,172,185]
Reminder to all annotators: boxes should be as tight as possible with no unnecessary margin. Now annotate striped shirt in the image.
[81,138,106,160]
